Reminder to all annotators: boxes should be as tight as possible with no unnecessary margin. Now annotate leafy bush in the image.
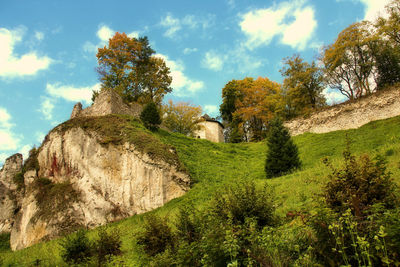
[136,214,175,256]
[0,233,10,252]
[59,229,92,264]
[95,227,122,265]
[323,140,397,217]
[140,102,161,131]
[265,117,301,178]
[310,139,400,266]
[210,181,277,228]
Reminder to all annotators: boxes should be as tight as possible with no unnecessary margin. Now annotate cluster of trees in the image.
[95,32,205,135]
[221,0,400,143]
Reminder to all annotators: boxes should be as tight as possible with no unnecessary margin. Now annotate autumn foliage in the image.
[96,32,172,104]
[162,100,203,137]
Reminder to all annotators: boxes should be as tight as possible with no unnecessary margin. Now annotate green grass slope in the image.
[1,115,400,266]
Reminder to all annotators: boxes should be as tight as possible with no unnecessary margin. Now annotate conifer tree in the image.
[140,102,161,131]
[265,118,300,178]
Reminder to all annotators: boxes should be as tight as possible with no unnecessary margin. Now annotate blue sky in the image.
[0,0,391,164]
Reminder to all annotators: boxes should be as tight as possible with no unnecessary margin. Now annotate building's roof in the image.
[201,114,224,128]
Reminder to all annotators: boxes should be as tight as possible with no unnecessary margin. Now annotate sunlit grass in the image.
[1,115,400,266]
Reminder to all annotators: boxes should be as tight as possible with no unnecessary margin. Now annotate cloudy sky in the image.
[0,0,391,164]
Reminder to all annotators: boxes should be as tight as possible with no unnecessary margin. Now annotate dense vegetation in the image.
[1,113,399,266]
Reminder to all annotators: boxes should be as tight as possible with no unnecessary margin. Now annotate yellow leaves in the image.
[162,100,203,136]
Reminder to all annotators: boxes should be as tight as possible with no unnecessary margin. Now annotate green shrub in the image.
[209,181,277,228]
[323,141,397,217]
[136,214,175,256]
[0,233,10,252]
[59,229,92,264]
[265,117,301,178]
[95,227,122,265]
[140,102,161,131]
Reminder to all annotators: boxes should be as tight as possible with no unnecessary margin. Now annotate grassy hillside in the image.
[1,115,400,266]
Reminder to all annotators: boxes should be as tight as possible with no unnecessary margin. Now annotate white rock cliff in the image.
[2,124,190,250]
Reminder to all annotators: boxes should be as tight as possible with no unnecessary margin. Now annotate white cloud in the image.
[204,105,219,117]
[155,53,204,96]
[128,31,139,39]
[161,14,181,38]
[0,107,21,151]
[34,31,44,41]
[359,0,391,21]
[19,144,31,160]
[183,47,198,55]
[323,88,347,105]
[35,131,45,144]
[39,97,55,120]
[202,51,224,71]
[0,27,52,78]
[202,46,263,74]
[160,13,215,38]
[97,25,114,42]
[240,1,317,50]
[46,82,98,105]
[84,25,141,54]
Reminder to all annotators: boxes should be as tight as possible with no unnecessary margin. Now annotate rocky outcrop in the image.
[70,89,142,119]
[2,122,190,250]
[0,154,23,233]
[284,89,400,136]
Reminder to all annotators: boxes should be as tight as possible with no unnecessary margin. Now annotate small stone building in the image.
[194,114,224,143]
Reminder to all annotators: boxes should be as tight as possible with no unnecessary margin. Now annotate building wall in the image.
[195,121,224,143]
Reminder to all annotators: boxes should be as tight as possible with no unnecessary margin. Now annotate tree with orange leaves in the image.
[234,77,284,141]
[96,32,172,104]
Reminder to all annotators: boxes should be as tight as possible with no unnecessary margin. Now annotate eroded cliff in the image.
[1,115,190,250]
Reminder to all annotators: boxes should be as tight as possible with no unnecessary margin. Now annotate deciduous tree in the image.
[280,55,326,118]
[162,100,203,137]
[96,32,172,103]
[322,22,378,100]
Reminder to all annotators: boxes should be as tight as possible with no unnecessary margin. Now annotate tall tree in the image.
[374,0,400,88]
[96,32,172,103]
[162,100,203,136]
[322,21,378,100]
[219,79,245,143]
[280,55,326,119]
[234,77,284,141]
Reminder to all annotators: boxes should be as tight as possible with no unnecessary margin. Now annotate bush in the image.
[140,102,161,131]
[136,214,175,256]
[323,140,397,217]
[265,117,301,178]
[95,227,122,265]
[210,181,277,228]
[59,229,92,264]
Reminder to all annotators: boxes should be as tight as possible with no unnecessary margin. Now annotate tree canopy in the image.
[162,100,203,137]
[280,55,326,118]
[96,32,172,104]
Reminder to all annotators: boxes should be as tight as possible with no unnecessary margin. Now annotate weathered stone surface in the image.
[10,127,190,250]
[70,89,142,119]
[284,89,400,136]
[0,154,23,233]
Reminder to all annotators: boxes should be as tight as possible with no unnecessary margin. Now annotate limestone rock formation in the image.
[1,119,190,250]
[284,88,400,136]
[0,154,23,233]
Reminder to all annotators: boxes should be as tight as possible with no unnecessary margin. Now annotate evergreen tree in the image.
[140,102,161,131]
[265,118,301,178]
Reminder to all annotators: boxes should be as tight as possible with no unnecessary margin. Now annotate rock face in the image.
[284,88,400,136]
[2,126,190,250]
[70,89,142,119]
[0,154,23,232]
